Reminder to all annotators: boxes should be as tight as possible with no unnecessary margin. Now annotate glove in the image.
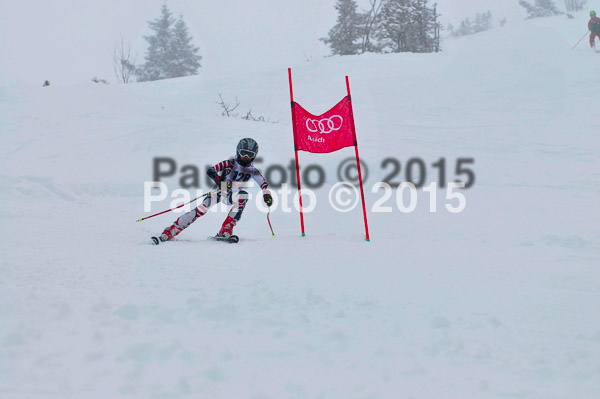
[214,176,231,189]
[263,193,273,207]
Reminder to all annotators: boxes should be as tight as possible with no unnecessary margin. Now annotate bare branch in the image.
[361,0,385,53]
[112,35,137,84]
[215,93,240,117]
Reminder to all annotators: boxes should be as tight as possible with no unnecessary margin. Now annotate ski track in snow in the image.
[2,13,600,399]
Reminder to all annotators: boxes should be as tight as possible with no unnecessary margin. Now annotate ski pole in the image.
[267,207,275,237]
[571,30,589,50]
[136,190,214,222]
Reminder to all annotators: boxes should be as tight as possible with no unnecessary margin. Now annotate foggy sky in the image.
[0,0,580,86]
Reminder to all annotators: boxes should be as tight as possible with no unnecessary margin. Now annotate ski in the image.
[152,235,239,244]
[210,234,240,244]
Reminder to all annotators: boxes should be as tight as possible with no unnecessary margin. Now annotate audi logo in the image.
[306,115,344,134]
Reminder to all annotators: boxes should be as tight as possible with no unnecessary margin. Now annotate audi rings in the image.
[305,115,344,134]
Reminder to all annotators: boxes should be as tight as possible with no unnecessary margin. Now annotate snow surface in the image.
[2,10,600,399]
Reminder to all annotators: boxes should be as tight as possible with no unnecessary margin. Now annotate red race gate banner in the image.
[292,97,356,153]
[288,68,370,241]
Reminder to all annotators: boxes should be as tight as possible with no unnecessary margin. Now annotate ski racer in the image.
[153,138,272,243]
[589,10,600,48]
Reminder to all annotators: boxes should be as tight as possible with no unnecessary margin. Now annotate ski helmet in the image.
[592,10,597,17]
[236,138,259,166]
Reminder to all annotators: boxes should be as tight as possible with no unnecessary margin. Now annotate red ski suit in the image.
[589,17,600,47]
[162,158,270,239]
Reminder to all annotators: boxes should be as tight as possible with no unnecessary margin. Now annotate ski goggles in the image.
[238,149,256,159]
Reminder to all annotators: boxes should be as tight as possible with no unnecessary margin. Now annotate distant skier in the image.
[589,10,600,49]
[152,138,272,244]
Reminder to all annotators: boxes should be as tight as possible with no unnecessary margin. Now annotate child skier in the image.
[152,138,272,244]
[589,10,600,49]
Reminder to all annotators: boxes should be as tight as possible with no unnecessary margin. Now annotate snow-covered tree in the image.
[359,0,385,53]
[453,18,472,36]
[374,0,408,53]
[322,0,440,55]
[170,17,202,78]
[321,0,363,55]
[473,11,493,33]
[519,0,562,19]
[137,5,201,82]
[431,2,441,53]
[451,11,493,37]
[564,0,587,12]
[137,4,175,81]
[375,0,439,53]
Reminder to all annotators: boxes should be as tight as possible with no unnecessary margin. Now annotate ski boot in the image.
[151,232,171,245]
[214,216,239,243]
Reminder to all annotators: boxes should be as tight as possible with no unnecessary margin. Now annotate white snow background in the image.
[1,1,600,398]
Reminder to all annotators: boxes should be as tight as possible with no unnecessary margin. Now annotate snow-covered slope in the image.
[2,13,599,399]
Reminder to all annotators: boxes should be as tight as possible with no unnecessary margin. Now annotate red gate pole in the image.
[345,76,370,241]
[288,68,306,236]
